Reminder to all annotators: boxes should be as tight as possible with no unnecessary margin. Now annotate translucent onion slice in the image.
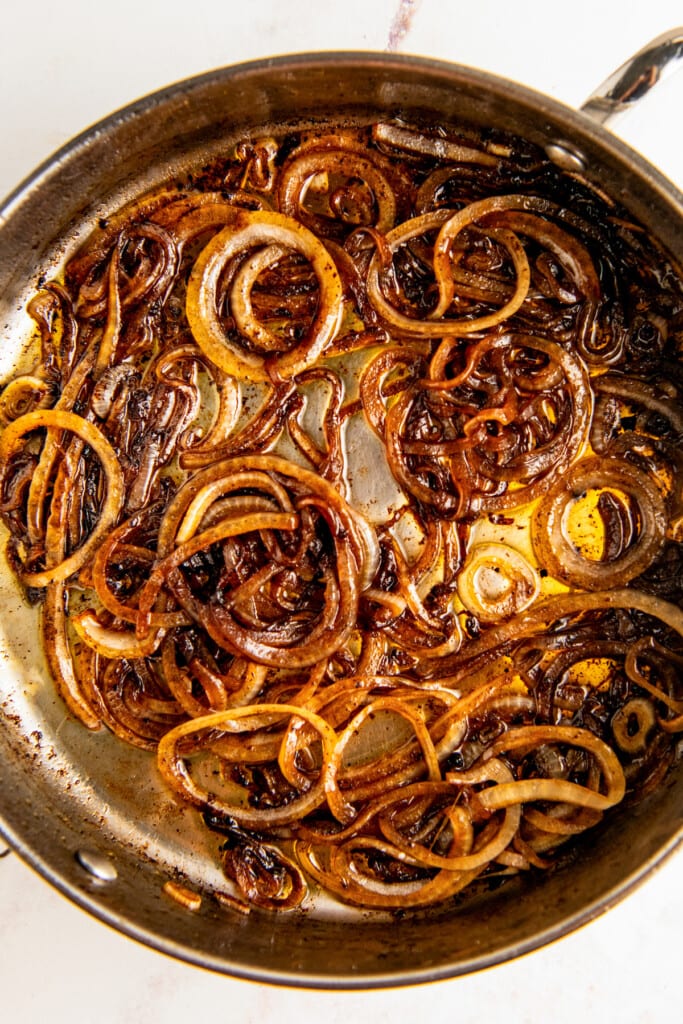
[0,375,52,424]
[457,542,540,622]
[22,350,99,551]
[481,725,626,811]
[172,469,294,547]
[157,704,338,829]
[379,759,521,871]
[295,840,480,909]
[73,609,165,659]
[230,243,289,351]
[424,589,683,684]
[42,582,101,730]
[323,696,443,825]
[372,123,499,166]
[323,670,512,810]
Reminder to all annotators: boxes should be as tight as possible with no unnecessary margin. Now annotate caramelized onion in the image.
[278,136,399,234]
[2,118,682,915]
[366,208,531,336]
[457,542,540,622]
[531,456,667,589]
[186,210,343,382]
[158,704,338,828]
[372,123,500,166]
[0,409,125,586]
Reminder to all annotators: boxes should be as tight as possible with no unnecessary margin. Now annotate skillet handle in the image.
[580,27,683,127]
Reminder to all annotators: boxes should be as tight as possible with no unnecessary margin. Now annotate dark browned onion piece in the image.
[366,201,532,336]
[220,834,306,911]
[134,454,372,669]
[277,134,402,237]
[376,332,592,517]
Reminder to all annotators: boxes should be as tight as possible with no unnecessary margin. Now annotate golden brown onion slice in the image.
[0,409,125,587]
[157,704,337,829]
[365,197,540,336]
[480,725,626,811]
[186,210,343,382]
[135,455,374,669]
[531,455,667,590]
[381,332,592,517]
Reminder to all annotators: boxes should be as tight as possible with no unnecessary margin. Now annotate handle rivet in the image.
[545,141,588,173]
[75,848,118,882]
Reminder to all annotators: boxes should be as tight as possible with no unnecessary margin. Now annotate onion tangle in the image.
[1,118,682,915]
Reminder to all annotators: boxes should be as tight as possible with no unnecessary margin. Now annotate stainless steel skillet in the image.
[0,30,681,989]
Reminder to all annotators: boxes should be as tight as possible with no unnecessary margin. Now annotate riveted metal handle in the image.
[580,27,683,127]
[545,28,683,173]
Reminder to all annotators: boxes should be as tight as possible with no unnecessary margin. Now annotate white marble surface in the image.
[0,1,682,1019]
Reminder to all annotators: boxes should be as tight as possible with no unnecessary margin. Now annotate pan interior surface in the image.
[0,53,681,987]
